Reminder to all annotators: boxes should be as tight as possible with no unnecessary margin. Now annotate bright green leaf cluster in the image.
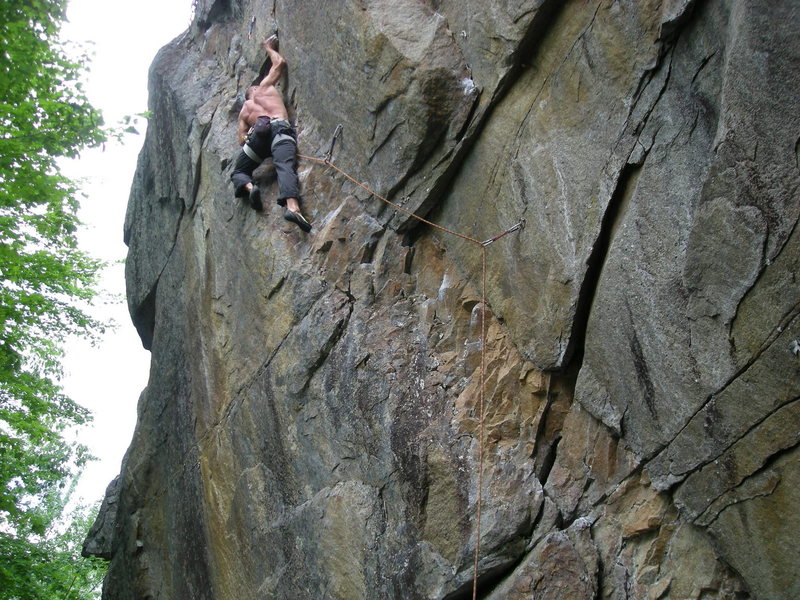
[0,482,106,600]
[0,0,111,597]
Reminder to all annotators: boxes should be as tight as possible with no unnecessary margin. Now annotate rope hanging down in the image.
[298,125,523,600]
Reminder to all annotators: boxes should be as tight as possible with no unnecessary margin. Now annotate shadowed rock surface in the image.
[88,1,799,598]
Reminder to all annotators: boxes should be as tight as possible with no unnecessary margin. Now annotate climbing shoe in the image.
[249,185,263,211]
[284,209,312,233]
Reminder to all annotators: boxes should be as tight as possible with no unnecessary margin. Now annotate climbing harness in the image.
[298,126,523,600]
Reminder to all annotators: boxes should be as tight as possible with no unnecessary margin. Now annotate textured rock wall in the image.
[87,1,800,598]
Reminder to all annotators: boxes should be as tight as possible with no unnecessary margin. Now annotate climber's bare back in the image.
[240,86,288,127]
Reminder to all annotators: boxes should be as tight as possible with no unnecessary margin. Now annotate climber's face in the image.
[246,86,258,100]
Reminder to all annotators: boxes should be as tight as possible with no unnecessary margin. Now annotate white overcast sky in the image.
[60,0,193,505]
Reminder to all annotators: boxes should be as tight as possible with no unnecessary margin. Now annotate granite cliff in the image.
[85,1,800,598]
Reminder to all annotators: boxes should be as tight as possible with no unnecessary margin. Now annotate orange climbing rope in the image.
[474,244,486,600]
[298,153,483,245]
[298,136,522,600]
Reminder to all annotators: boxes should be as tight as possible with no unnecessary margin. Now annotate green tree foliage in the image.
[0,0,110,596]
[0,484,105,600]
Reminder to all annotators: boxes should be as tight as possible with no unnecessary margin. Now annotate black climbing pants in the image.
[231,116,300,206]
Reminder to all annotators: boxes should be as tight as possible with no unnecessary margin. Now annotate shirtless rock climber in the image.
[231,34,311,232]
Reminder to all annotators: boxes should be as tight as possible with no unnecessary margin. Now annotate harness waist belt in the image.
[243,143,262,163]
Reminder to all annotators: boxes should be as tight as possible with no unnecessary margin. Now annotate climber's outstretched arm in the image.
[258,35,285,89]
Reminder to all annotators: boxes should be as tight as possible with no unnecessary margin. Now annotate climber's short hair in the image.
[245,86,258,100]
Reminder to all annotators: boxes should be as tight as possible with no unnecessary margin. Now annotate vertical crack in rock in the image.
[398,0,567,238]
[295,294,355,397]
[488,0,571,110]
[190,120,215,207]
[564,162,641,371]
[130,203,187,350]
[794,135,800,171]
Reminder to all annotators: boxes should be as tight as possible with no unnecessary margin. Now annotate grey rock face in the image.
[89,0,799,598]
[81,476,120,560]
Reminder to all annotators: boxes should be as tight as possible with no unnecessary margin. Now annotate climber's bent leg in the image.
[231,150,260,198]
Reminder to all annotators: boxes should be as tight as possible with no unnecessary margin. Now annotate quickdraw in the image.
[480,219,525,246]
[324,123,343,163]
